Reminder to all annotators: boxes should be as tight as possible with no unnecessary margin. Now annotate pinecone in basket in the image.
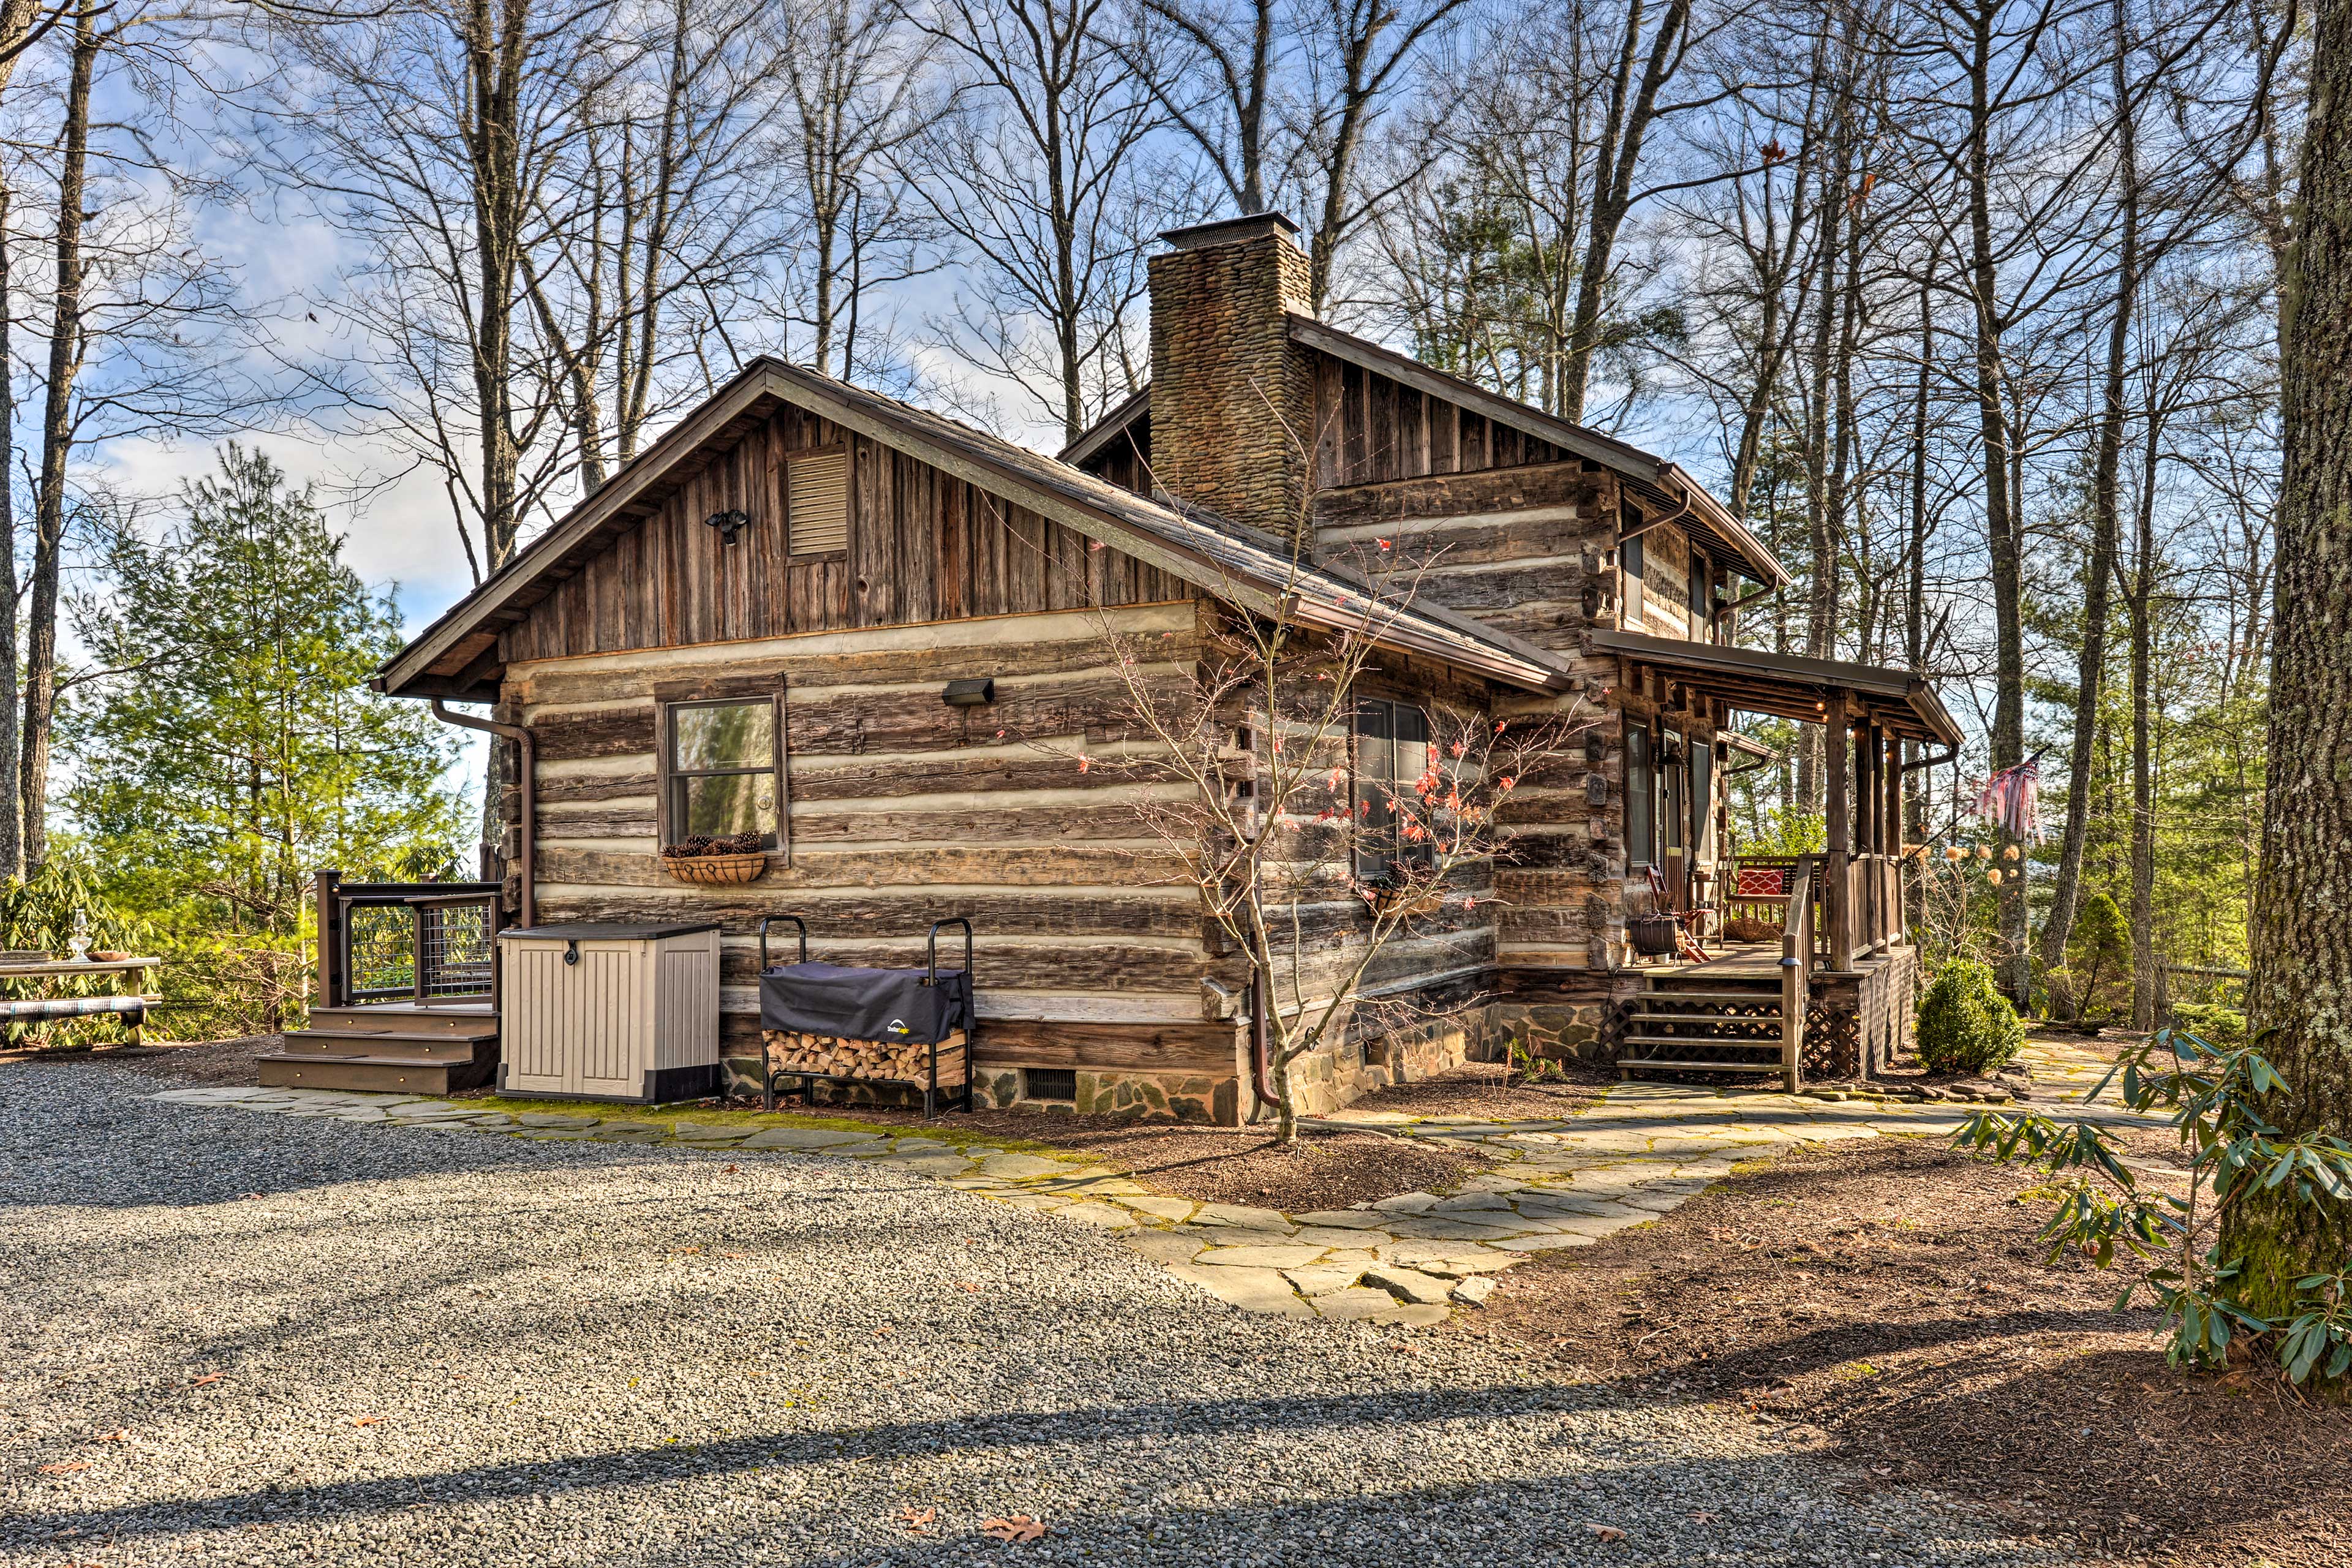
[660,831,763,859]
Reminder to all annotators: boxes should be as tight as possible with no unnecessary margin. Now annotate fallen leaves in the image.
[37,1461,89,1474]
[956,1281,984,1293]
[896,1506,936,1534]
[93,1430,130,1442]
[1586,1522,1627,1542]
[189,1374,224,1388]
[981,1515,1047,1543]
[350,1415,384,1428]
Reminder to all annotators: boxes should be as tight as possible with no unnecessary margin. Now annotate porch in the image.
[1593,629,1962,1089]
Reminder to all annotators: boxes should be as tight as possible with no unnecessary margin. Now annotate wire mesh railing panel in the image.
[344,903,417,999]
[418,901,495,997]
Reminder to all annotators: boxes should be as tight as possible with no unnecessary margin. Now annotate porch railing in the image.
[1732,850,1906,973]
[314,870,506,1009]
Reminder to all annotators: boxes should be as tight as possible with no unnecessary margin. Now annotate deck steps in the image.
[257,1001,499,1095]
[1618,971,1790,1083]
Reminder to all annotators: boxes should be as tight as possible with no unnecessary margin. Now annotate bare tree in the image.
[771,0,941,381]
[1077,534,1579,1139]
[17,0,249,867]
[522,0,797,490]
[909,0,1177,440]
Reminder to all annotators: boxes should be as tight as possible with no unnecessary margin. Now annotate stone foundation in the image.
[721,954,1923,1125]
[1485,1000,1612,1066]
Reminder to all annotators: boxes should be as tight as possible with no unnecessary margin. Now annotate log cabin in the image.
[275,212,1961,1119]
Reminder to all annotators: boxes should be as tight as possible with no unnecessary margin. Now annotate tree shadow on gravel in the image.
[4,1381,1983,1558]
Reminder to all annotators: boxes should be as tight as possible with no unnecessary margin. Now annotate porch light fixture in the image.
[943,677,995,707]
[704,508,752,545]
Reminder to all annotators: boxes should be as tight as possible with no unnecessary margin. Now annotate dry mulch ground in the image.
[1455,1131,2352,1567]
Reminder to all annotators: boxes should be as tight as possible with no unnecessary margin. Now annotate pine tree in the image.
[61,445,463,1027]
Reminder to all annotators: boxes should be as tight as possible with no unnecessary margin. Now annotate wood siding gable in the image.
[500,399,1193,666]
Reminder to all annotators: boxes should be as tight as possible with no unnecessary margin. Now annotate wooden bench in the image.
[0,994,147,1031]
[0,957,161,1044]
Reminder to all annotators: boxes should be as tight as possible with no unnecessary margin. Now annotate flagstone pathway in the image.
[149,1035,2155,1330]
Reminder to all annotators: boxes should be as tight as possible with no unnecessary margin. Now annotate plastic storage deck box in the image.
[496,922,721,1102]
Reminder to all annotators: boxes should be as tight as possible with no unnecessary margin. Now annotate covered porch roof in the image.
[1588,629,1963,748]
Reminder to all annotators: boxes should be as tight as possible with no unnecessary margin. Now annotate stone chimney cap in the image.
[1158,211,1302,253]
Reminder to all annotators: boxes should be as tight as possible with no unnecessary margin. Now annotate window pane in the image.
[678,772,777,842]
[1664,739,1684,850]
[674,701,773,771]
[1692,742,1713,858]
[1624,723,1653,867]
[1395,703,1430,785]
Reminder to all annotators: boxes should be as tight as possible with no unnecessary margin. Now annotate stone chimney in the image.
[1147,213,1314,541]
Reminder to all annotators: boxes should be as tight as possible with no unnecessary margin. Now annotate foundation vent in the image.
[1023,1068,1077,1102]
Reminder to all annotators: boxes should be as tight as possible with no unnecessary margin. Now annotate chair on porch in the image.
[1722,856,1796,943]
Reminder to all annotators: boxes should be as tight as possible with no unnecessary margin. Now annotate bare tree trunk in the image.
[1904,260,1933,843]
[2040,2,2139,989]
[2126,421,2157,1031]
[2227,0,2352,1317]
[1959,2,2031,1004]
[1558,0,1692,418]
[0,0,40,880]
[21,0,99,871]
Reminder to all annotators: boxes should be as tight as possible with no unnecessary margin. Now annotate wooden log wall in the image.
[499,401,1191,666]
[505,602,1246,1082]
[1245,656,1506,1039]
[1311,460,1623,652]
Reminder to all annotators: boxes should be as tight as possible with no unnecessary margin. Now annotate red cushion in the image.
[1734,867,1786,898]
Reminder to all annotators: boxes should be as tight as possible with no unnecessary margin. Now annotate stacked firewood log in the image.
[763,1029,968,1087]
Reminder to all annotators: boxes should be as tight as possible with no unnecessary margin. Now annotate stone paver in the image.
[149,1034,2139,1329]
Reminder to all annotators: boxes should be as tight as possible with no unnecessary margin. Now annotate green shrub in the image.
[1917,958,2025,1074]
[2168,1001,2246,1048]
[2063,893,2133,1020]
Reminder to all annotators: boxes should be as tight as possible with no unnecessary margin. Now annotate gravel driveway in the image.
[2,1061,2064,1567]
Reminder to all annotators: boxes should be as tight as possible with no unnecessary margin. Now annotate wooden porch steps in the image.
[257,1001,498,1095]
[1617,972,1788,1082]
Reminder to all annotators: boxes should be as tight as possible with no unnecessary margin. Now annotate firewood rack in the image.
[755,914,976,1118]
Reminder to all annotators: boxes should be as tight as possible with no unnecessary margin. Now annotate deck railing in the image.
[314,870,506,1009]
[1734,851,1904,973]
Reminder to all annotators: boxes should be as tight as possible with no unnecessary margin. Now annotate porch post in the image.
[1885,730,1905,943]
[1825,692,1853,970]
[314,869,343,1011]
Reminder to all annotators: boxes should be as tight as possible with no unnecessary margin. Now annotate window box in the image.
[658,851,769,886]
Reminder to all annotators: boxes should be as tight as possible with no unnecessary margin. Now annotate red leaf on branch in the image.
[1076,756,1092,774]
